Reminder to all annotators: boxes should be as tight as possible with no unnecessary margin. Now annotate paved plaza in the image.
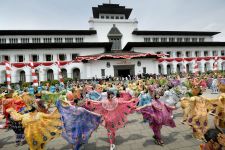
[0,91,219,150]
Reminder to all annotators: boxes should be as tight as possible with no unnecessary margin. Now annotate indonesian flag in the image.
[4,61,11,90]
[213,56,218,71]
[182,59,186,73]
[29,61,38,87]
[194,59,199,75]
[56,59,64,85]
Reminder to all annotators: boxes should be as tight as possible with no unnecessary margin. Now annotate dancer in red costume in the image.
[86,91,138,150]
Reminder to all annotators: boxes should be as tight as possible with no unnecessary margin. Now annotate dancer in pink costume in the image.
[137,92,176,146]
[86,91,138,150]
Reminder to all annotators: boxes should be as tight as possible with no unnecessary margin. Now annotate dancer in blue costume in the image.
[56,99,102,150]
[50,85,56,93]
[138,90,152,107]
[28,86,34,95]
[87,88,102,101]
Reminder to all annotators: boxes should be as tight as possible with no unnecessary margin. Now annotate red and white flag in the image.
[56,59,64,85]
[4,61,11,90]
[29,61,38,87]
[194,59,199,75]
[213,56,218,71]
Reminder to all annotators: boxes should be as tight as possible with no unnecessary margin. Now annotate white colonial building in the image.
[0,3,225,84]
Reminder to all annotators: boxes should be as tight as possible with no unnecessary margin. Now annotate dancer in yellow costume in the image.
[185,95,217,140]
[7,106,62,150]
[214,93,225,131]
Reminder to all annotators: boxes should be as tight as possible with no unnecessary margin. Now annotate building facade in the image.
[0,3,225,84]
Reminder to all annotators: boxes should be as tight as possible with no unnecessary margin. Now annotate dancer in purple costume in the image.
[137,93,176,146]
[56,100,102,150]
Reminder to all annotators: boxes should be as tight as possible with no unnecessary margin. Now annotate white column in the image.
[172,62,177,73]
[25,67,32,82]
[199,61,204,72]
[11,69,17,83]
[39,67,46,81]
[162,63,167,75]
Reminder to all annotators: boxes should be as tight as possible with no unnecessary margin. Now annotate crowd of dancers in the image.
[0,73,225,150]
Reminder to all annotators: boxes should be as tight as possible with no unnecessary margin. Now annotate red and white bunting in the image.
[4,61,11,90]
[29,61,38,87]
[56,60,64,85]
[213,56,218,71]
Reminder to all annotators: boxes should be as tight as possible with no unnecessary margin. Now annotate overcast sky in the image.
[0,0,225,41]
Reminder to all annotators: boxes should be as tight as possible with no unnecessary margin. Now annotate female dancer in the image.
[56,98,102,150]
[7,106,62,150]
[86,91,138,150]
[137,91,176,146]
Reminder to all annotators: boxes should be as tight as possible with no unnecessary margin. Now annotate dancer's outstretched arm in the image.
[6,108,23,121]
[136,104,151,111]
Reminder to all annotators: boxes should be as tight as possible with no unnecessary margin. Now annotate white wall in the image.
[89,18,138,49]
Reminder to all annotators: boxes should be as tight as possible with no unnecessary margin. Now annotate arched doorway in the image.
[19,70,26,82]
[222,62,225,71]
[47,69,54,81]
[0,70,6,83]
[72,68,80,80]
[186,63,191,73]
[35,69,39,83]
[158,64,163,74]
[176,64,182,74]
[204,62,210,72]
[167,64,172,75]
[61,68,67,78]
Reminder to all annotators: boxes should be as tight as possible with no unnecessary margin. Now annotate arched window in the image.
[61,69,67,78]
[47,69,54,81]
[73,68,80,80]
[20,71,26,82]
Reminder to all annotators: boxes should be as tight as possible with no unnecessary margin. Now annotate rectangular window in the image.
[71,54,78,60]
[195,51,200,57]
[199,38,205,42]
[0,38,6,44]
[17,55,24,62]
[31,54,38,62]
[176,51,182,57]
[120,16,124,19]
[166,51,171,57]
[101,69,105,77]
[106,16,109,19]
[75,37,84,43]
[3,55,9,61]
[144,38,151,42]
[152,38,159,42]
[111,16,114,19]
[115,16,119,19]
[186,51,191,57]
[156,51,161,54]
[109,37,121,50]
[45,54,52,61]
[101,16,104,19]
[213,50,218,56]
[54,38,62,43]
[169,38,175,42]
[184,38,190,42]
[161,38,167,42]
[32,38,41,43]
[221,50,225,56]
[192,38,198,42]
[204,51,208,56]
[21,38,30,43]
[65,38,73,43]
[43,38,52,43]
[9,38,18,43]
[143,67,146,74]
[177,38,183,42]
[59,54,66,61]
